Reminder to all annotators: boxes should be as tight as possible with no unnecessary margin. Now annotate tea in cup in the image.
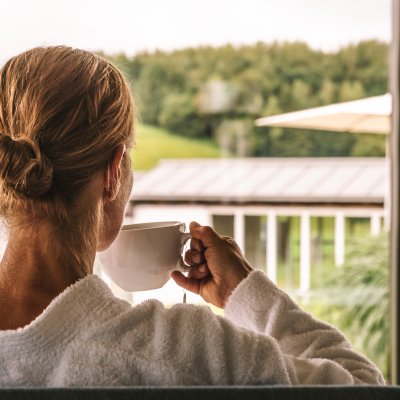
[98,221,191,291]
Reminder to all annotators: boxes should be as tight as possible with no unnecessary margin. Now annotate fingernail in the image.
[198,265,206,273]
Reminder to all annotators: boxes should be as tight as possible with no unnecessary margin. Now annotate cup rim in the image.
[121,221,184,231]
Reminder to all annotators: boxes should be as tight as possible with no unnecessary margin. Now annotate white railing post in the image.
[234,210,245,252]
[267,211,278,284]
[370,212,382,236]
[335,212,345,267]
[300,212,311,292]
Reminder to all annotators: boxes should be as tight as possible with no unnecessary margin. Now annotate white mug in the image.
[98,221,191,291]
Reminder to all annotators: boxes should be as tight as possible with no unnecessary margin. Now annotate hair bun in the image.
[0,134,53,198]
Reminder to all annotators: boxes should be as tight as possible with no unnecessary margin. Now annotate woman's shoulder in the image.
[67,272,277,360]
[58,274,212,331]
[86,271,273,342]
[45,276,272,386]
[89,282,223,341]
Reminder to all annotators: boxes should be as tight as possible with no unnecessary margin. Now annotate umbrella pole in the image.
[390,0,400,384]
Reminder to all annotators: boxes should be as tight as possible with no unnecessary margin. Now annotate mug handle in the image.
[176,231,192,272]
[180,232,191,247]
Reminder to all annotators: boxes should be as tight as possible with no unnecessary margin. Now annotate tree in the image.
[351,134,386,157]
[134,63,168,124]
[158,93,206,138]
[197,79,238,114]
[291,79,313,109]
[338,80,365,102]
[215,119,254,157]
[318,79,337,105]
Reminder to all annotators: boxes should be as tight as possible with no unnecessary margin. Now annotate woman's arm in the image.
[172,222,385,385]
[224,270,385,384]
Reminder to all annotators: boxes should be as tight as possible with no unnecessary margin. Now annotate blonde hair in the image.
[0,46,134,269]
[0,46,134,215]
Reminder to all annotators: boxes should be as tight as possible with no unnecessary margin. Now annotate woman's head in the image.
[0,46,135,265]
[0,46,134,213]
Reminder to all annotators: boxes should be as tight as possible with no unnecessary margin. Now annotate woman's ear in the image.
[104,144,126,200]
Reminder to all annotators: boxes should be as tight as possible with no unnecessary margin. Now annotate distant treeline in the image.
[105,40,388,157]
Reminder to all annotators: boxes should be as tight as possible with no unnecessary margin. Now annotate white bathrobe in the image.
[0,270,384,387]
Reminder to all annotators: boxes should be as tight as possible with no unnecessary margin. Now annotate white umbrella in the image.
[255,94,391,134]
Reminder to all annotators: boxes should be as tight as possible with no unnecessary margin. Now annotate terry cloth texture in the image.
[0,271,384,387]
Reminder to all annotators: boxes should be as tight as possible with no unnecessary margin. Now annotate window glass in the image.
[346,217,371,240]
[310,216,335,286]
[212,215,234,237]
[277,216,300,289]
[244,215,267,273]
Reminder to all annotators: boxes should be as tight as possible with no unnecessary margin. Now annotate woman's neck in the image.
[0,223,96,330]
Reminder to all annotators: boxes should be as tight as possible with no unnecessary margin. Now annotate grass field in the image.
[131,124,223,171]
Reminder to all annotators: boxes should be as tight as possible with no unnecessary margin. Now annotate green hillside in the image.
[131,124,223,171]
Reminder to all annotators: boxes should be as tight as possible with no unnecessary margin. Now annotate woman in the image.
[0,46,384,386]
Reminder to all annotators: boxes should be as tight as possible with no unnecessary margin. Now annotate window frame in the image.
[390,0,400,384]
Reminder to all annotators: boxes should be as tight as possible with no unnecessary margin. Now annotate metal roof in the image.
[131,158,387,204]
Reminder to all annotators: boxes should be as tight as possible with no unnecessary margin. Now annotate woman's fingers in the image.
[171,271,201,294]
[184,249,205,266]
[189,222,220,248]
[189,237,205,252]
[187,264,210,280]
[175,221,253,309]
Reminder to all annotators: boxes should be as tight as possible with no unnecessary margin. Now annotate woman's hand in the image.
[171,221,253,308]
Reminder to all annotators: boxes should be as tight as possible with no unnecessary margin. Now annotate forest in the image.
[106,40,388,157]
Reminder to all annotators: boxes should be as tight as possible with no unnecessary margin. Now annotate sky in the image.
[0,0,391,65]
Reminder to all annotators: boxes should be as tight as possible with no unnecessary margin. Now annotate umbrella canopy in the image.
[255,94,391,134]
